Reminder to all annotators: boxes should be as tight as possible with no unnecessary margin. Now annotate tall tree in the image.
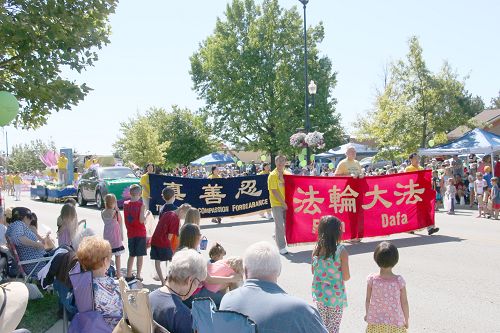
[146,106,216,166]
[114,115,168,168]
[190,0,343,159]
[0,0,117,128]
[490,90,500,109]
[114,107,214,167]
[7,139,56,172]
[356,36,484,158]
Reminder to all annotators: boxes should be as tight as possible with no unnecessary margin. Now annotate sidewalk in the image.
[44,319,63,333]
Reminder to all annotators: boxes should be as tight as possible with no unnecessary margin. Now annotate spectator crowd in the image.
[2,145,499,332]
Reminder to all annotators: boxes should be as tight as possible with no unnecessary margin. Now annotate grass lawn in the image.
[17,291,59,333]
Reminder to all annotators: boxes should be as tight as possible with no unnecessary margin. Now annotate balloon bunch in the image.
[0,91,20,126]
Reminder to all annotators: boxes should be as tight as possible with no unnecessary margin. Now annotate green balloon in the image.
[301,148,307,156]
[237,160,243,167]
[300,160,307,167]
[260,155,266,162]
[0,91,19,126]
[328,163,334,169]
[298,154,305,161]
[428,139,435,147]
[310,154,315,162]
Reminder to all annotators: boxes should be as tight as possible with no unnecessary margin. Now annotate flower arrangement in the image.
[290,132,307,148]
[305,131,325,149]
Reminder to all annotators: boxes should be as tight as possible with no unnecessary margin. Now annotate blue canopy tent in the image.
[190,153,235,166]
[418,128,500,156]
[419,128,500,176]
[316,143,378,159]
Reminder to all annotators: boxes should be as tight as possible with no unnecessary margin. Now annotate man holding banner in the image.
[334,144,363,242]
[334,145,363,177]
[268,155,291,255]
[405,153,440,235]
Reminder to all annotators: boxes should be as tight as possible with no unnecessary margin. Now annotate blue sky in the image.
[5,0,500,155]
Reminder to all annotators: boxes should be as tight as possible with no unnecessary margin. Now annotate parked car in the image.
[360,157,394,170]
[77,167,140,209]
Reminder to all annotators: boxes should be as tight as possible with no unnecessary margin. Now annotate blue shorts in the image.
[150,246,173,262]
[128,237,146,257]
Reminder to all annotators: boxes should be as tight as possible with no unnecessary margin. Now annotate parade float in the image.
[31,149,77,202]
[31,149,139,207]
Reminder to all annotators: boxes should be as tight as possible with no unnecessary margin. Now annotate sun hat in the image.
[0,282,29,332]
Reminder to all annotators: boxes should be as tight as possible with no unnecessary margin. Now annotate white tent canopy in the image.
[316,143,377,159]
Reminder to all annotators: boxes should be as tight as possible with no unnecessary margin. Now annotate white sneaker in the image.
[279,248,288,255]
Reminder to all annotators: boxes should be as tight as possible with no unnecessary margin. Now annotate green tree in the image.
[356,36,484,159]
[0,0,117,128]
[146,106,216,166]
[190,0,343,160]
[490,91,500,109]
[7,139,56,172]
[114,115,168,168]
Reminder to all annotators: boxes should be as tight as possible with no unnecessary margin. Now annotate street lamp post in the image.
[308,80,317,171]
[298,0,310,164]
[309,79,317,112]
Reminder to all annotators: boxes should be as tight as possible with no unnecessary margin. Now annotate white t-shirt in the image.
[0,224,6,246]
[475,179,487,195]
[468,175,475,189]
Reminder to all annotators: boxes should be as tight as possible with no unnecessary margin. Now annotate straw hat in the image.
[0,282,29,333]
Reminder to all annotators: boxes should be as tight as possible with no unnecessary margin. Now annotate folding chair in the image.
[192,297,257,333]
[68,262,120,333]
[53,278,75,333]
[5,236,51,282]
[114,277,170,333]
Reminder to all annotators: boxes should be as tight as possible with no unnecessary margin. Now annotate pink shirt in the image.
[58,227,72,247]
[366,274,406,327]
[204,260,236,293]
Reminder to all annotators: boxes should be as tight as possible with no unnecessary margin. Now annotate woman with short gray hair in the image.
[149,249,207,333]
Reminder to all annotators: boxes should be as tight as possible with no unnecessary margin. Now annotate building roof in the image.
[448,108,500,139]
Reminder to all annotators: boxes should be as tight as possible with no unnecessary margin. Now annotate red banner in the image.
[284,170,435,245]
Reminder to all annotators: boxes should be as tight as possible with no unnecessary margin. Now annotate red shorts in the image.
[494,203,500,210]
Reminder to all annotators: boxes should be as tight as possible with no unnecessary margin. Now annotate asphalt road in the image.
[6,192,500,332]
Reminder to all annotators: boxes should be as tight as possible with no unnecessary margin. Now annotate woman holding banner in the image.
[140,163,155,211]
